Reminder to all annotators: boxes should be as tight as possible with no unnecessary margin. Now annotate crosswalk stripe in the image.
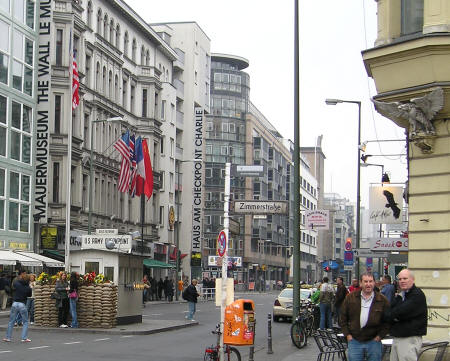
[0,350,12,353]
[63,341,82,345]
[28,346,50,350]
[94,338,111,342]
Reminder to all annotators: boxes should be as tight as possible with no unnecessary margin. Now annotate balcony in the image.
[176,110,184,130]
[175,145,183,160]
[173,78,184,100]
[173,48,185,71]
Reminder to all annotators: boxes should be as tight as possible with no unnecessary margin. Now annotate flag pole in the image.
[64,23,75,273]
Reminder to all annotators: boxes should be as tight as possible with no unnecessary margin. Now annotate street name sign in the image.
[353,248,389,258]
[95,228,118,235]
[233,201,288,215]
[231,165,264,177]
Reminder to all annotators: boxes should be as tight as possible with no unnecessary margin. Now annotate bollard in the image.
[267,313,273,354]
[248,346,255,361]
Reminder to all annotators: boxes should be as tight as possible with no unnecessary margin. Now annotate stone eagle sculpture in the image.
[372,88,444,136]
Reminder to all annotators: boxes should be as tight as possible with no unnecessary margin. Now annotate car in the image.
[272,286,314,322]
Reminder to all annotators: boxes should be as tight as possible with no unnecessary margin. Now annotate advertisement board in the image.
[305,210,329,230]
[369,186,404,224]
[369,237,408,251]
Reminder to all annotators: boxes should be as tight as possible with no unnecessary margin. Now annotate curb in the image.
[0,320,198,335]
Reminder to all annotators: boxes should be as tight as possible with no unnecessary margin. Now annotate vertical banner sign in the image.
[34,0,52,224]
[192,107,204,255]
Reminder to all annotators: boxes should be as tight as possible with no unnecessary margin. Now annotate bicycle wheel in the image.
[226,346,241,361]
[306,314,315,336]
[291,321,307,349]
[204,349,217,361]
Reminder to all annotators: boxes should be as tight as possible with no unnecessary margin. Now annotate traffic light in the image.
[324,266,331,272]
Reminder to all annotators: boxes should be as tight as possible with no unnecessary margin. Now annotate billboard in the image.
[305,210,329,230]
[369,186,404,224]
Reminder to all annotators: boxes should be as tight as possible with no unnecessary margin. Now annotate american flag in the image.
[114,131,131,193]
[72,55,79,110]
[129,134,137,197]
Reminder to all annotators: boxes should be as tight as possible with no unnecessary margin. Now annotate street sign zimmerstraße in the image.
[233,201,288,215]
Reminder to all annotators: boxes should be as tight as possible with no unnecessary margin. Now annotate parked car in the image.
[272,286,314,322]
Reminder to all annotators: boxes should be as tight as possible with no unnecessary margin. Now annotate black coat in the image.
[335,284,348,307]
[184,284,199,303]
[387,284,427,337]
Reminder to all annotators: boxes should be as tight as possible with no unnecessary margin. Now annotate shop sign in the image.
[369,237,408,251]
[81,235,131,252]
[41,226,57,249]
[208,256,242,267]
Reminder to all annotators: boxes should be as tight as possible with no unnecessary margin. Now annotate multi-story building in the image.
[0,0,37,251]
[362,0,450,340]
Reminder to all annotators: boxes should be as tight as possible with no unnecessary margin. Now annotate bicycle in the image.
[290,301,318,349]
[204,323,241,361]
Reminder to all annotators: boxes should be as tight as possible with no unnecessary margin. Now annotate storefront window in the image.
[85,261,99,275]
[104,266,114,282]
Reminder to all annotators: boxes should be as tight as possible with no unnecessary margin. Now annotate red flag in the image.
[142,139,153,199]
[72,56,79,110]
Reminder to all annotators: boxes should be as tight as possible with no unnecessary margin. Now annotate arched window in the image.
[103,14,108,40]
[166,69,169,82]
[115,24,120,49]
[145,50,150,66]
[102,66,106,93]
[108,70,113,99]
[123,31,129,57]
[140,46,145,65]
[97,9,102,36]
[114,74,119,102]
[87,1,92,28]
[109,19,114,44]
[96,62,101,91]
[131,38,137,62]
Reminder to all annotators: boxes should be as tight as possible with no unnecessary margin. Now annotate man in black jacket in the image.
[183,279,199,321]
[388,269,427,361]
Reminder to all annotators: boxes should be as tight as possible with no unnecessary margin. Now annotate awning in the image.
[43,250,65,262]
[0,250,43,267]
[143,258,175,269]
[15,251,65,268]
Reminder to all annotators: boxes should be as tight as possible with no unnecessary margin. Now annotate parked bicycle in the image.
[204,323,241,361]
[290,301,318,349]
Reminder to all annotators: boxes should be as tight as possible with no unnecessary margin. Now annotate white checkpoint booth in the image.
[69,232,145,325]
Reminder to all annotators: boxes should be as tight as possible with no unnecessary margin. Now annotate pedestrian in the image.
[11,272,23,326]
[0,273,8,310]
[380,275,395,304]
[163,276,169,300]
[3,269,32,343]
[334,276,348,324]
[319,276,334,329]
[142,275,150,304]
[55,272,69,328]
[348,278,361,293]
[183,279,200,321]
[26,274,36,325]
[68,272,79,328]
[339,272,390,361]
[166,279,174,302]
[386,269,427,361]
[157,278,164,300]
[177,279,183,299]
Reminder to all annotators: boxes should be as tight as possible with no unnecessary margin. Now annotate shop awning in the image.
[143,258,175,269]
[15,251,65,268]
[0,250,43,267]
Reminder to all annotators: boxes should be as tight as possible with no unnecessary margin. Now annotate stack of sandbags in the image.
[97,284,118,328]
[78,284,96,328]
[34,284,58,327]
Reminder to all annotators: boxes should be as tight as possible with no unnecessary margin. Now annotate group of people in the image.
[319,269,427,361]
[142,275,174,303]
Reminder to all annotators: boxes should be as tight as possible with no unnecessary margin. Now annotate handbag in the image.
[68,290,78,299]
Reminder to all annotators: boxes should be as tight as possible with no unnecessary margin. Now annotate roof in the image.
[15,251,65,268]
[0,250,43,267]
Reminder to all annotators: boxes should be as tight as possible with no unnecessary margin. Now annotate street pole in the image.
[220,162,230,361]
[292,0,301,322]
[175,160,180,301]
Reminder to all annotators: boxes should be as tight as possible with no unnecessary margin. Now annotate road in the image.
[0,292,319,361]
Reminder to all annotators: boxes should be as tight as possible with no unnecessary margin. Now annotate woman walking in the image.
[68,272,79,328]
[26,274,36,325]
[55,272,69,328]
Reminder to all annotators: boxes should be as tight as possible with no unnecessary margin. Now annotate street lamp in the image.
[325,98,361,280]
[88,116,123,235]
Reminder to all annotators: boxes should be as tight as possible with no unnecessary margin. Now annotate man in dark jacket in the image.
[340,272,390,361]
[387,269,427,361]
[183,279,200,321]
[334,276,348,324]
[380,275,395,304]
[3,270,31,342]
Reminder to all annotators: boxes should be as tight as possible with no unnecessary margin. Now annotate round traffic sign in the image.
[217,230,227,257]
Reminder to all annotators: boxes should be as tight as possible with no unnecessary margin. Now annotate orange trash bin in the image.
[223,299,255,346]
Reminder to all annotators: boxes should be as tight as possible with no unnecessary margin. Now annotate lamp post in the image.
[325,98,361,280]
[88,116,123,235]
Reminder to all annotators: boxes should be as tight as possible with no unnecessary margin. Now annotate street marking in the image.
[256,304,264,306]
[0,350,12,353]
[63,341,82,345]
[150,313,162,316]
[28,346,50,350]
[121,335,133,338]
[93,338,110,342]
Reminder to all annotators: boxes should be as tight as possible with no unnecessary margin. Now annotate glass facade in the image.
[0,0,36,249]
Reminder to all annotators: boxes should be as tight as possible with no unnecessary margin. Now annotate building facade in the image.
[362,0,450,341]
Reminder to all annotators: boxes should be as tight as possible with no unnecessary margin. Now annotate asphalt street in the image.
[0,292,319,361]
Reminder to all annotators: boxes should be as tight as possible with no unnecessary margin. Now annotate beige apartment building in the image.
[362,1,449,341]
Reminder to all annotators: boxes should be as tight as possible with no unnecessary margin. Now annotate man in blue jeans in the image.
[340,272,390,361]
[3,270,32,343]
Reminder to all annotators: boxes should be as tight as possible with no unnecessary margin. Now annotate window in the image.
[159,206,164,225]
[0,167,4,229]
[140,46,145,65]
[12,30,33,95]
[122,79,127,108]
[206,122,213,131]
[401,0,424,36]
[161,100,166,120]
[131,38,136,62]
[130,84,135,113]
[54,94,61,133]
[56,29,63,66]
[115,24,120,49]
[87,1,92,28]
[85,55,91,87]
[97,9,102,35]
[123,32,129,56]
[103,14,108,40]
[85,261,99,274]
[104,266,114,282]
[8,171,30,232]
[52,162,60,203]
[14,0,34,30]
[108,70,112,99]
[109,19,114,44]
[11,101,32,164]
[0,20,9,85]
[0,94,6,157]
[142,89,147,117]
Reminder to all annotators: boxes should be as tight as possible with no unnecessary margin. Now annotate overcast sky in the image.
[125,0,408,208]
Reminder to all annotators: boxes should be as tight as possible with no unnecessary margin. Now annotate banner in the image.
[369,186,404,224]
